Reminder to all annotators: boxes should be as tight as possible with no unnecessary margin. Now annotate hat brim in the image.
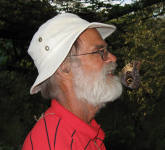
[30,22,116,94]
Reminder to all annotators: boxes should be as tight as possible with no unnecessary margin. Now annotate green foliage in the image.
[97,3,165,150]
[0,0,56,39]
[0,0,165,150]
[0,144,14,150]
[0,71,49,149]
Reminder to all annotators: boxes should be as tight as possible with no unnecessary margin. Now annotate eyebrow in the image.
[94,44,107,50]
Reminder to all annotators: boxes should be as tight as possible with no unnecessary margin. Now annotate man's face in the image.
[71,28,122,106]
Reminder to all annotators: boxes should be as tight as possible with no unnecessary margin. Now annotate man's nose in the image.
[105,52,117,63]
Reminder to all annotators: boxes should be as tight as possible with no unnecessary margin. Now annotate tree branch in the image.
[106,0,164,20]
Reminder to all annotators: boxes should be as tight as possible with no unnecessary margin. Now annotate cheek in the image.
[80,55,104,73]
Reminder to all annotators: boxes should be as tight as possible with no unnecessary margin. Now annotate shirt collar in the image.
[47,99,105,140]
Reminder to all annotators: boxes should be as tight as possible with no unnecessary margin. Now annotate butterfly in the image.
[120,61,141,89]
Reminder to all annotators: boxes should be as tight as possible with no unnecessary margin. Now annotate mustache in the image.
[103,62,117,75]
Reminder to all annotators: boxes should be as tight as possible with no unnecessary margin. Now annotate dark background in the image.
[0,0,165,149]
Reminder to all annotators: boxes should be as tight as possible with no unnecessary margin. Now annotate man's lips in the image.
[106,70,115,76]
[106,72,114,77]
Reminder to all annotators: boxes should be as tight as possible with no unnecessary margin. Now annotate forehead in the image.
[78,28,107,51]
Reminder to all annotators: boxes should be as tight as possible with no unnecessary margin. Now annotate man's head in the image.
[69,28,122,106]
[28,13,122,107]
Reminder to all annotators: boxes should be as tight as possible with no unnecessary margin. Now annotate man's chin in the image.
[98,81,123,104]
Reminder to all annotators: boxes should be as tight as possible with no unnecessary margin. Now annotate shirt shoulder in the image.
[22,113,74,150]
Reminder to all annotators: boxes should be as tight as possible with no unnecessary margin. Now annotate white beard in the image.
[71,62,123,106]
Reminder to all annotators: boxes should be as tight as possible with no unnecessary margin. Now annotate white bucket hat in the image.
[28,13,116,94]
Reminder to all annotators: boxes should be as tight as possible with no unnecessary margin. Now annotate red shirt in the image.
[22,100,106,150]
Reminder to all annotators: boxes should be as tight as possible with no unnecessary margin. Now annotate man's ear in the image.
[56,60,71,77]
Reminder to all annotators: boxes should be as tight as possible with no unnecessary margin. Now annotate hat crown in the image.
[28,13,89,72]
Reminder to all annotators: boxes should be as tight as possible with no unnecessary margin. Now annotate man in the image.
[22,13,122,150]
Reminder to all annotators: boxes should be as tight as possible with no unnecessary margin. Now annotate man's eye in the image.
[99,50,104,54]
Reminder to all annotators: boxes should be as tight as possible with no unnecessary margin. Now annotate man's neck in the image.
[56,76,100,124]
[58,96,99,124]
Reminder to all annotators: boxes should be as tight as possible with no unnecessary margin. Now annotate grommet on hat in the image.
[28,13,116,94]
[45,46,49,51]
[38,37,43,42]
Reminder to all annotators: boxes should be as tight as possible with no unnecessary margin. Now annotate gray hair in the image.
[40,75,58,99]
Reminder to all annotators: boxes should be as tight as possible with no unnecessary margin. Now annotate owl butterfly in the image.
[120,61,141,89]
